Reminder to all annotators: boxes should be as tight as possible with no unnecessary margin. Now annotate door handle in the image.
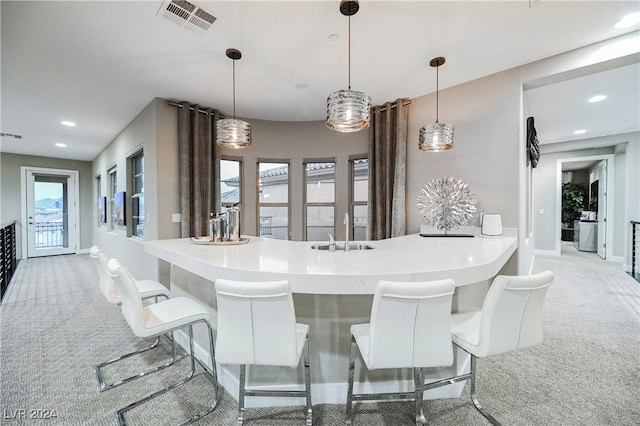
[29,222,33,225]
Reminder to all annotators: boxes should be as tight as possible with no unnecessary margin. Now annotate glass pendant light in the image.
[216,48,251,148]
[326,0,371,133]
[419,57,454,152]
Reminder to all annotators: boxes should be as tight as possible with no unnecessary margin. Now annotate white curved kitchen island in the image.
[145,233,517,406]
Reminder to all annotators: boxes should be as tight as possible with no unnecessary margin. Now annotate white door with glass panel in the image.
[24,168,78,257]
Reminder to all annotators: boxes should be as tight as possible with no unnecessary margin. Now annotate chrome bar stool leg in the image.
[236,365,247,425]
[469,355,501,426]
[95,295,178,392]
[345,335,357,426]
[304,336,313,426]
[116,321,220,426]
[181,321,220,426]
[94,333,178,391]
[204,321,219,401]
[414,368,426,426]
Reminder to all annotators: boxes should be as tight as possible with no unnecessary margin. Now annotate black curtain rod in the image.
[374,99,411,112]
[168,101,221,116]
[169,99,411,117]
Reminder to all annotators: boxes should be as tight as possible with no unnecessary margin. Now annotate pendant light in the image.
[216,48,251,149]
[419,57,454,152]
[326,0,371,133]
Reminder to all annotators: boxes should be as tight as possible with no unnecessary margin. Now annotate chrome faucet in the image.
[328,234,336,252]
[344,212,350,252]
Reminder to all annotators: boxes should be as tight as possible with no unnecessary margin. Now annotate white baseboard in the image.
[622,263,631,273]
[77,248,90,254]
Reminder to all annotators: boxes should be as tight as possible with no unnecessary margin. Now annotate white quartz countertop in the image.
[145,234,517,295]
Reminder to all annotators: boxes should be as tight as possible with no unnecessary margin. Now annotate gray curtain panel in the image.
[178,103,221,238]
[367,99,408,240]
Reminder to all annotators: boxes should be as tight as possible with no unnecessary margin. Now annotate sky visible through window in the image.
[35,182,62,201]
[220,161,286,194]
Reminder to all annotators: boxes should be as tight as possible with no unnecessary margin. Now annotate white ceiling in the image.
[526,63,640,144]
[1,1,639,161]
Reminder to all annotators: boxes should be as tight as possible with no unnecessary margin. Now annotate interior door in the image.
[597,160,607,259]
[25,169,77,257]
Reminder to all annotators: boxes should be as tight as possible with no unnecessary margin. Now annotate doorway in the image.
[556,155,613,260]
[21,167,79,258]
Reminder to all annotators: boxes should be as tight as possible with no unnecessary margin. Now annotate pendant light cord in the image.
[435,64,439,123]
[232,60,236,119]
[348,15,351,90]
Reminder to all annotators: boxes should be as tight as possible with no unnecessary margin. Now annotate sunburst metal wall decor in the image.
[417,176,477,234]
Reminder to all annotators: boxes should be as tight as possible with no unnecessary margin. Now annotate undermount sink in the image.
[310,243,375,251]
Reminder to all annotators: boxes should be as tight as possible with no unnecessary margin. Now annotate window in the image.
[349,157,369,241]
[257,161,289,240]
[304,160,335,241]
[130,151,144,238]
[96,174,102,227]
[108,167,117,231]
[220,158,242,212]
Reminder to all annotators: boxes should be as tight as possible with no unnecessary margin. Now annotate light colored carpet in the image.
[0,243,638,425]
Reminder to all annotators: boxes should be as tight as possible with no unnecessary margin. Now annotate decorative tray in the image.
[190,237,250,246]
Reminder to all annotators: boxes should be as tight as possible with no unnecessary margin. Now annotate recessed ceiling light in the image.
[615,11,640,29]
[61,121,76,127]
[588,95,607,103]
[328,34,339,42]
[55,143,67,147]
[573,129,587,135]
[296,82,309,89]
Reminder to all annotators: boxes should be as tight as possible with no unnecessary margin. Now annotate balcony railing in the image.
[632,221,639,283]
[35,222,64,248]
[259,216,273,236]
[1,221,17,303]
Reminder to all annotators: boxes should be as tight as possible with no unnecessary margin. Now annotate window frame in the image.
[95,174,102,228]
[349,155,369,241]
[303,158,336,241]
[108,166,117,232]
[129,150,144,239]
[220,155,243,211]
[256,159,291,240]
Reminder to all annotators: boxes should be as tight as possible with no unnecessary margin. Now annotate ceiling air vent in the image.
[0,132,23,139]
[158,0,217,35]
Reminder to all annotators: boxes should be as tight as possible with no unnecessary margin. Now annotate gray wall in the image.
[406,70,521,232]
[92,98,180,284]
[0,153,93,259]
[613,144,627,261]
[563,170,589,187]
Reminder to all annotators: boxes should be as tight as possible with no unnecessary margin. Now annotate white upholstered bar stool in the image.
[346,279,456,426]
[108,258,219,426]
[89,245,176,391]
[424,271,555,425]
[214,279,312,426]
